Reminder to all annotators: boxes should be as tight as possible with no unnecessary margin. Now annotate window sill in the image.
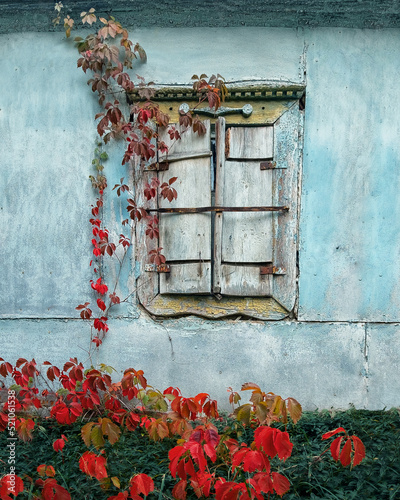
[140,294,289,320]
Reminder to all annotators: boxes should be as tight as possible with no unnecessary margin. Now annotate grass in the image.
[0,409,399,499]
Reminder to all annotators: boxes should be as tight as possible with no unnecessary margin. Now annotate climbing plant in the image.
[0,6,368,500]
[53,2,226,348]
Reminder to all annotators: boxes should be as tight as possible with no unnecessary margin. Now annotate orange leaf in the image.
[193,393,209,405]
[37,464,56,478]
[286,397,302,424]
[16,418,34,442]
[146,419,169,441]
[241,382,261,392]
[101,418,121,445]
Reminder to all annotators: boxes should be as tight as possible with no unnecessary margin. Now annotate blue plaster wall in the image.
[299,28,400,322]
[1,27,400,409]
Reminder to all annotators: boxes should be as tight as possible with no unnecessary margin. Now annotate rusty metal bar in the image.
[148,206,289,214]
[145,264,171,273]
[145,162,170,171]
[179,102,253,118]
[260,161,277,170]
[260,265,286,275]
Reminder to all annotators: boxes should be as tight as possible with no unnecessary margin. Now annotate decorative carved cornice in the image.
[127,82,305,103]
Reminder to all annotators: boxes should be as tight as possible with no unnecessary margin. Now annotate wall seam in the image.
[363,323,370,408]
[1,317,400,325]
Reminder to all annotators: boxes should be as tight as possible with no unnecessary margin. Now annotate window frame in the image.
[131,83,305,320]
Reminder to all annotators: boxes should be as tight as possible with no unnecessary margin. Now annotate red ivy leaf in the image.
[351,435,366,467]
[330,435,343,462]
[339,438,352,467]
[271,471,291,497]
[79,451,108,480]
[171,479,187,500]
[109,293,120,305]
[97,299,106,311]
[0,474,24,498]
[322,427,346,440]
[53,436,67,452]
[129,473,154,498]
[92,337,103,347]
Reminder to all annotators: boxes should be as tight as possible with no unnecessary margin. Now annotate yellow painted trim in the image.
[144,295,289,321]
[154,100,294,125]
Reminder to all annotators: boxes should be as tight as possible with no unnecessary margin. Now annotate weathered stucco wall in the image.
[300,28,400,322]
[1,25,400,410]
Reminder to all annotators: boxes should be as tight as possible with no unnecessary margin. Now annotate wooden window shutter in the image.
[213,103,301,311]
[157,121,212,294]
[134,87,304,319]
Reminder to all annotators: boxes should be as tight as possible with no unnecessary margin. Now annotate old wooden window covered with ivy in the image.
[133,84,305,320]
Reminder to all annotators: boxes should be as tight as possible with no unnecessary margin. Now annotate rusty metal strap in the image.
[148,206,289,214]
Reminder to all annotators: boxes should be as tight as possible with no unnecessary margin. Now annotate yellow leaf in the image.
[271,396,285,418]
[91,424,105,449]
[234,404,251,426]
[111,476,120,488]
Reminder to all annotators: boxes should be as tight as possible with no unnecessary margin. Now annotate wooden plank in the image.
[226,126,274,159]
[158,120,211,161]
[136,167,160,308]
[157,121,212,294]
[160,263,211,294]
[159,156,211,261]
[222,162,273,263]
[220,264,273,296]
[134,120,160,308]
[271,101,302,312]
[213,117,225,293]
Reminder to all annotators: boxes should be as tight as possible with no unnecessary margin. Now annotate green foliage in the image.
[0,409,398,498]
